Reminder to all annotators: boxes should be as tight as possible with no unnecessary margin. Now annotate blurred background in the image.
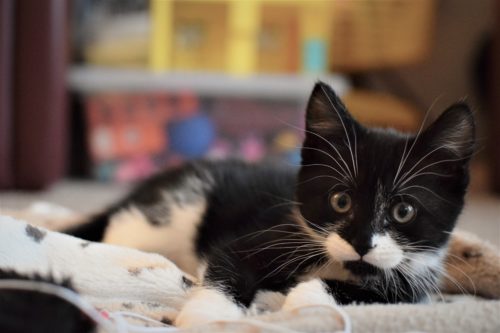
[0,0,498,242]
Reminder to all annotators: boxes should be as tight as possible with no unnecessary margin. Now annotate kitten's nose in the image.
[351,241,373,257]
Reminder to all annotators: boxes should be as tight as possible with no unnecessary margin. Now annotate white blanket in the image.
[0,211,499,333]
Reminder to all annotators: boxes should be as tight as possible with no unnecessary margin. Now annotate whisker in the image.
[395,153,477,190]
[393,97,438,186]
[397,171,452,188]
[276,119,355,183]
[296,174,348,187]
[300,163,350,185]
[394,145,450,189]
[398,185,457,206]
[319,85,357,181]
[300,146,353,183]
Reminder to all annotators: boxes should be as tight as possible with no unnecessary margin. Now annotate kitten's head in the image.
[296,82,475,283]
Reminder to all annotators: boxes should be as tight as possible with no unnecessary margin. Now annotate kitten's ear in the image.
[305,81,354,137]
[422,103,476,159]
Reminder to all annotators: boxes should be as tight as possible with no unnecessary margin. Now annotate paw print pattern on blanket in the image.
[0,216,190,322]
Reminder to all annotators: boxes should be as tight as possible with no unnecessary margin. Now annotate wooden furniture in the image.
[0,0,68,189]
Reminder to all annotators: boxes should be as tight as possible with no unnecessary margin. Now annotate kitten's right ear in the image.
[422,102,476,159]
[305,81,354,138]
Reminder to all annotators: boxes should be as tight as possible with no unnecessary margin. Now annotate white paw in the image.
[175,287,243,328]
[249,290,286,315]
[282,279,336,311]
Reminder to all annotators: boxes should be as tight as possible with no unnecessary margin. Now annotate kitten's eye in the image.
[330,192,352,213]
[391,202,416,223]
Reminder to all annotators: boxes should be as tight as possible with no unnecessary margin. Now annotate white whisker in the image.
[393,96,441,187]
[319,85,357,182]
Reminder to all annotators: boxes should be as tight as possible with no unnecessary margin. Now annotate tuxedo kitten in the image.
[68,82,475,325]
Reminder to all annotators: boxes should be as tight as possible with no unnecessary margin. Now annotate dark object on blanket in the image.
[0,270,96,333]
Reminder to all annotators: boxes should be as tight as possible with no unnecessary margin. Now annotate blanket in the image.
[1,204,499,332]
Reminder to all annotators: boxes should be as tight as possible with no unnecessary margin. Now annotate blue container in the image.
[167,114,215,158]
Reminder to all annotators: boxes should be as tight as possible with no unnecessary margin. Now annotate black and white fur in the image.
[68,82,475,327]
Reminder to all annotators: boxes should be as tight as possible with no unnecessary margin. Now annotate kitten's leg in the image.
[175,285,244,328]
[175,248,258,328]
[282,279,337,311]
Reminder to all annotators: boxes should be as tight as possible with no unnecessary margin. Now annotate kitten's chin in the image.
[343,261,379,277]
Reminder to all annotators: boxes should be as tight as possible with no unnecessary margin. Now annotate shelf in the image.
[67,66,350,100]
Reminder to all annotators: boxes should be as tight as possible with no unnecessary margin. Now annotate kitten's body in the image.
[70,160,336,303]
[68,82,475,326]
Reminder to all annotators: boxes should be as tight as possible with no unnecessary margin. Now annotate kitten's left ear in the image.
[305,81,356,138]
[423,102,476,159]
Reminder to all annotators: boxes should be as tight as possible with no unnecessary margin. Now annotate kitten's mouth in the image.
[344,260,379,276]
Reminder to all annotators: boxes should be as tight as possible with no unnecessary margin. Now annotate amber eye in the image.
[330,192,352,213]
[391,202,416,223]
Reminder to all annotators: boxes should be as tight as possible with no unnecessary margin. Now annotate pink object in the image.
[115,155,157,182]
[240,135,266,162]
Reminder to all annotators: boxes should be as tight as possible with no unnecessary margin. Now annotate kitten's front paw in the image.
[282,279,337,311]
[175,287,243,328]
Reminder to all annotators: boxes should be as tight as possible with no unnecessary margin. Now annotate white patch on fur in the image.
[175,287,243,328]
[326,232,361,262]
[282,279,336,311]
[405,249,445,276]
[196,260,208,283]
[102,200,206,275]
[249,290,286,314]
[363,233,403,269]
[373,181,387,223]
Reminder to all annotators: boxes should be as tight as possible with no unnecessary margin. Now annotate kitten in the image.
[67,81,475,326]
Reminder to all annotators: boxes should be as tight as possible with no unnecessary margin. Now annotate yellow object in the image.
[258,3,299,73]
[172,1,227,71]
[148,1,334,75]
[273,131,300,153]
[86,38,149,68]
[299,1,331,73]
[226,1,260,75]
[149,0,173,72]
[300,1,329,40]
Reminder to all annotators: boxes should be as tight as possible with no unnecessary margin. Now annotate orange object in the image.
[85,94,171,161]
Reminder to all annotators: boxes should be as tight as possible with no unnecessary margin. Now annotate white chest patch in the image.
[363,233,403,269]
